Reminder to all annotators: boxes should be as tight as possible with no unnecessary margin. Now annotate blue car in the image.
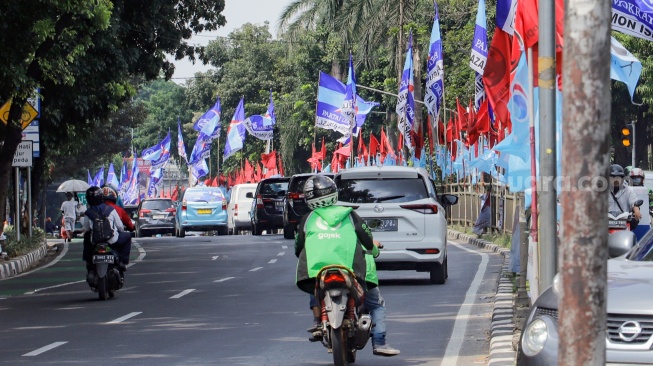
[175,187,228,237]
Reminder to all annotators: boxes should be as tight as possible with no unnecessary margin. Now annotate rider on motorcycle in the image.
[295,175,400,357]
[82,186,132,277]
[101,186,135,232]
[629,167,645,187]
[609,164,642,228]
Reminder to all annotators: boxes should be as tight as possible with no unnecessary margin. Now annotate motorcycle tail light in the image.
[97,247,107,254]
[324,272,346,284]
[400,204,438,214]
[139,209,151,218]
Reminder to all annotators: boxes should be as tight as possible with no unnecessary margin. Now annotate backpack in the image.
[86,205,115,244]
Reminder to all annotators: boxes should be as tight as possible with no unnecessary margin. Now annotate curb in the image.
[0,240,49,280]
[448,230,516,366]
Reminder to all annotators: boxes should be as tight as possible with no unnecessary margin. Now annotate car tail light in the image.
[139,209,151,218]
[288,192,303,200]
[411,248,441,255]
[222,200,227,211]
[234,204,238,216]
[400,204,438,214]
[256,195,264,209]
[324,272,346,284]
[181,202,187,211]
[165,208,175,216]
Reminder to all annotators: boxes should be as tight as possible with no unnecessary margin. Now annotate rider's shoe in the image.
[373,344,400,357]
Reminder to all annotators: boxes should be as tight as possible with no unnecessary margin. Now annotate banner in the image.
[470,0,488,75]
[425,2,445,123]
[396,31,416,149]
[150,131,171,170]
[243,115,274,140]
[341,54,358,139]
[612,0,653,42]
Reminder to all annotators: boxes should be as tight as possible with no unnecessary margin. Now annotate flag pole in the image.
[313,72,320,151]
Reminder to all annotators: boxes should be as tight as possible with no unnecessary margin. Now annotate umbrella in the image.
[56,179,90,193]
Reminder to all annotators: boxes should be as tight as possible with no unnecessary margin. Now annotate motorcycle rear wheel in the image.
[97,277,109,300]
[331,327,348,366]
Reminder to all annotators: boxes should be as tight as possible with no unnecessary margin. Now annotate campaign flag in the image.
[141,139,163,161]
[150,131,171,170]
[190,159,209,181]
[193,97,222,138]
[177,118,188,163]
[119,161,127,189]
[425,2,445,124]
[612,0,653,42]
[223,98,247,160]
[471,0,488,107]
[496,0,517,35]
[610,36,642,102]
[106,163,120,189]
[264,90,276,126]
[243,93,275,141]
[189,138,211,164]
[147,168,164,198]
[396,31,416,149]
[124,158,140,205]
[483,27,512,129]
[316,72,379,135]
[92,167,104,187]
[341,54,357,137]
[87,170,92,186]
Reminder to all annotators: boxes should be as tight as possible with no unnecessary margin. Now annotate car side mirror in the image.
[245,192,253,198]
[635,199,644,207]
[441,194,459,206]
[608,230,636,258]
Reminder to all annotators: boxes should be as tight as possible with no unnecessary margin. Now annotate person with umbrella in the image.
[60,192,77,242]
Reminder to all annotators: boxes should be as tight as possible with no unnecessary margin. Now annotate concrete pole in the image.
[538,0,558,293]
[559,0,611,364]
[631,120,636,167]
[15,168,20,242]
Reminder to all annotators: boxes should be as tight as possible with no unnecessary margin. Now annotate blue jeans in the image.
[309,286,387,346]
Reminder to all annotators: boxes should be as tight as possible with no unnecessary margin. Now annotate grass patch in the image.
[449,224,512,249]
[1,225,45,258]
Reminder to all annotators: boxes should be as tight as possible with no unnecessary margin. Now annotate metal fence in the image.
[439,182,519,235]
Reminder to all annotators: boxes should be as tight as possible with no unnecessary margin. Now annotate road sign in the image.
[0,99,39,129]
[12,141,33,167]
[22,120,40,157]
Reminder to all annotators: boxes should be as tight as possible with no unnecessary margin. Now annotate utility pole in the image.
[559,0,611,364]
[538,0,557,293]
[630,120,636,167]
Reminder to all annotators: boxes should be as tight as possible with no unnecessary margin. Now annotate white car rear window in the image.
[337,178,428,203]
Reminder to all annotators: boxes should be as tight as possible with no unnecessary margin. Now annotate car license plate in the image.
[153,214,166,220]
[364,218,398,232]
[608,220,626,229]
[92,255,114,264]
[197,209,211,215]
[275,201,284,208]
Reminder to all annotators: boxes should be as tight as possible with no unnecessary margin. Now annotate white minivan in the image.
[227,183,257,235]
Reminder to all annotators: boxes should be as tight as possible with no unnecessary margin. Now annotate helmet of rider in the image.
[609,164,625,177]
[303,175,338,210]
[101,186,118,203]
[85,186,104,207]
[630,168,645,186]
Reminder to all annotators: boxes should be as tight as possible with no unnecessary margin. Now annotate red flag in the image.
[245,160,254,182]
[456,98,467,133]
[369,134,380,157]
[438,120,445,145]
[413,123,424,160]
[380,128,387,156]
[319,137,326,160]
[171,184,179,201]
[261,151,277,170]
[483,27,512,129]
[334,144,352,157]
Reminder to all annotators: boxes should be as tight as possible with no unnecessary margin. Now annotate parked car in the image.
[282,173,334,239]
[517,229,653,365]
[227,183,257,235]
[249,177,290,235]
[175,186,228,238]
[135,198,176,237]
[334,166,458,284]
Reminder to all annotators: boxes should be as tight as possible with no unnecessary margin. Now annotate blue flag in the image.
[106,163,120,189]
[87,170,92,186]
[264,90,276,126]
[177,118,188,163]
[396,31,416,149]
[243,92,275,140]
[193,97,221,139]
[92,167,104,187]
[341,54,357,139]
[147,168,164,198]
[190,159,209,181]
[316,72,379,135]
[119,161,127,190]
[471,0,488,107]
[124,157,140,205]
[496,0,516,35]
[223,98,247,160]
[189,138,211,165]
[425,2,444,123]
[150,131,171,170]
[610,36,642,103]
[141,140,163,161]
[612,0,653,42]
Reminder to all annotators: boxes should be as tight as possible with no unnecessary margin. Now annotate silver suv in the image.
[334,166,457,284]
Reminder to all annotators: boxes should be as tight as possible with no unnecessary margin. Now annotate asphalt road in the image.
[0,233,502,365]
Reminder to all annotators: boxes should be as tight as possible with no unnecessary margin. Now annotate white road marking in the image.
[25,280,85,295]
[212,255,219,260]
[214,277,235,283]
[7,242,69,282]
[268,259,277,264]
[277,252,285,256]
[170,289,195,299]
[249,267,263,272]
[440,242,489,366]
[107,312,142,324]
[282,245,288,249]
[22,342,68,356]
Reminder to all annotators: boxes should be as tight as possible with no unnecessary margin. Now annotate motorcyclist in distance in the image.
[609,164,642,228]
[294,175,400,356]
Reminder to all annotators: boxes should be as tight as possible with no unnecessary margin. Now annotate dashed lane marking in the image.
[282,245,288,249]
[268,259,277,264]
[249,267,263,272]
[214,277,235,283]
[107,312,142,324]
[277,252,285,256]
[170,289,195,299]
[212,255,219,260]
[22,342,68,356]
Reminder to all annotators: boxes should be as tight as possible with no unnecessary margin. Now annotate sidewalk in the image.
[447,229,517,366]
[0,238,61,280]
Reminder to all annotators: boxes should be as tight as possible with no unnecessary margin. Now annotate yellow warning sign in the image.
[0,99,39,130]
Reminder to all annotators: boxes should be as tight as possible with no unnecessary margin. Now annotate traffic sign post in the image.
[12,141,34,241]
[12,141,33,167]
[0,99,39,130]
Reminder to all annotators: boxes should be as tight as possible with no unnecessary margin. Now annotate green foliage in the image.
[2,226,46,258]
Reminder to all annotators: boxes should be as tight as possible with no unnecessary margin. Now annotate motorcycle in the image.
[87,242,124,300]
[607,199,643,258]
[312,265,372,366]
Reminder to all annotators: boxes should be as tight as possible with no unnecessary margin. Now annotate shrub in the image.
[1,225,46,258]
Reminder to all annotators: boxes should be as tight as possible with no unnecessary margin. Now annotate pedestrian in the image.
[45,217,55,235]
[60,192,77,242]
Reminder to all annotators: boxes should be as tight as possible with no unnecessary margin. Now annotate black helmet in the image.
[101,186,117,203]
[86,186,104,206]
[609,164,625,177]
[304,175,338,210]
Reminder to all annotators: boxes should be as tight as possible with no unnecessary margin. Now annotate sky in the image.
[169,0,294,84]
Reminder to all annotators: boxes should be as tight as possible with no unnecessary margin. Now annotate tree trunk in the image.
[330,59,343,82]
